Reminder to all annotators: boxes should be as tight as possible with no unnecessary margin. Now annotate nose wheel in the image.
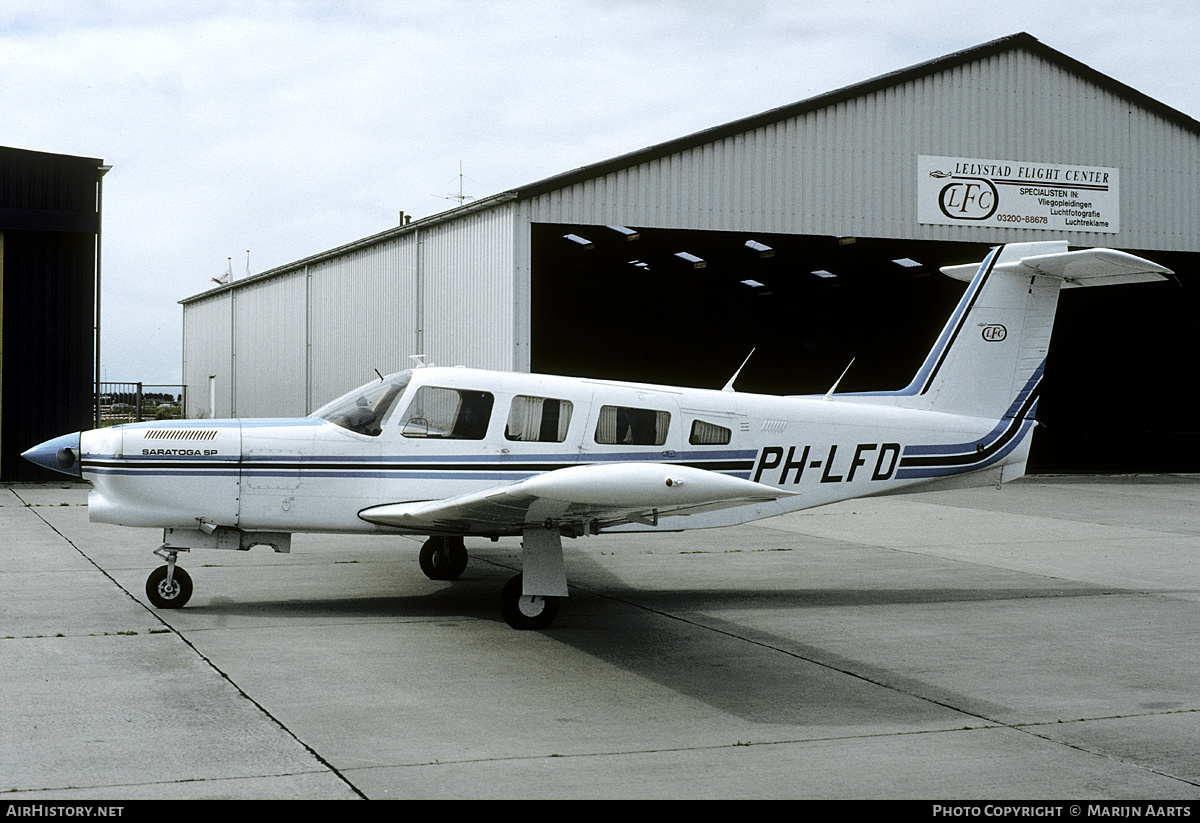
[146,548,192,608]
[146,564,192,608]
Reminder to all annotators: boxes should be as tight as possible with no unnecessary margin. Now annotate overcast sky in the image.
[2,1,1197,388]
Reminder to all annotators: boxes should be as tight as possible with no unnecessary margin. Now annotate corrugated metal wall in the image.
[306,239,418,409]
[230,273,308,417]
[418,205,516,372]
[182,201,518,417]
[181,291,233,418]
[522,48,1200,253]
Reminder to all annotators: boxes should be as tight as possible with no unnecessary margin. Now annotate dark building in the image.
[1,146,106,481]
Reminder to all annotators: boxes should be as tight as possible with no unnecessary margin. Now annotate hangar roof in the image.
[514,32,1200,201]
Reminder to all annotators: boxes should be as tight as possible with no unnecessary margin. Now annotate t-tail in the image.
[865,240,1171,482]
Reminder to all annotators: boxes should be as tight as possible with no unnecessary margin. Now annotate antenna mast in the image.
[437,161,473,205]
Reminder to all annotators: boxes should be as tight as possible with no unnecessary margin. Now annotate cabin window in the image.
[400,386,495,439]
[505,396,574,442]
[312,371,412,437]
[689,419,732,445]
[594,405,670,446]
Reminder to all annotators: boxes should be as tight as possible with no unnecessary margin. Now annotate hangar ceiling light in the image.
[811,269,837,279]
[675,251,706,269]
[607,226,640,240]
[563,233,594,249]
[745,239,775,257]
[892,257,921,268]
[740,279,765,288]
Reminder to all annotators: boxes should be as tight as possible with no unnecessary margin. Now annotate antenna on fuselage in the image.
[823,358,855,400]
[721,349,756,392]
[408,354,429,368]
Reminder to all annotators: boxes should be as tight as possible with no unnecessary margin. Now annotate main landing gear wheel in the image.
[146,565,193,609]
[419,536,468,580]
[500,574,560,630]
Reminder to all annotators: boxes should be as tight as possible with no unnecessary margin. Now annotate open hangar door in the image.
[529,224,1198,473]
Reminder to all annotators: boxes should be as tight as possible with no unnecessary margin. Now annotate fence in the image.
[98,383,188,426]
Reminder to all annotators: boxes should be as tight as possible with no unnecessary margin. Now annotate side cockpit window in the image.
[506,396,573,442]
[312,371,411,436]
[401,386,495,439]
[689,419,732,445]
[594,405,670,446]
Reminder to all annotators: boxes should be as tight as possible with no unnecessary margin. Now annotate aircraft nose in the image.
[22,432,83,478]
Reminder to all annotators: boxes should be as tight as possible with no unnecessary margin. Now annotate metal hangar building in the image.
[180,33,1200,472]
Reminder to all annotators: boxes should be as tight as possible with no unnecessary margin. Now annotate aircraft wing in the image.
[357,462,794,535]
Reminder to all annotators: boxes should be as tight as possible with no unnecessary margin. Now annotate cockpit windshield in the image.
[311,371,412,436]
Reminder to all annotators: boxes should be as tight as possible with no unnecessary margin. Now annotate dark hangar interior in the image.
[531,224,1198,473]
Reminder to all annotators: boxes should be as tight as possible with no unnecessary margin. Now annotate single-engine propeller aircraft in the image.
[25,241,1170,628]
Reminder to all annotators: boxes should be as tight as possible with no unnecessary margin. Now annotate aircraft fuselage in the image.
[81,366,1015,536]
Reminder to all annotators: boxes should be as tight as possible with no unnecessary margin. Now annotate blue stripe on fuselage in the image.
[83,448,759,481]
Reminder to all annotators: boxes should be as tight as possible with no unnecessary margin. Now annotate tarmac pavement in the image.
[2,475,1199,800]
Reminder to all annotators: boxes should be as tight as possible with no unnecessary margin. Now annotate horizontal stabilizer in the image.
[942,248,1171,288]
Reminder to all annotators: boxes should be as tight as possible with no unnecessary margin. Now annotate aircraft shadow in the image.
[186,579,506,621]
[539,582,1107,724]
[176,553,1112,725]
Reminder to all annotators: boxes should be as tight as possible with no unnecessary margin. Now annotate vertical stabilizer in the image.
[889,242,1169,421]
[903,241,1065,419]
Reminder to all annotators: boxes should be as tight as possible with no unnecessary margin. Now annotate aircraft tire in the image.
[146,565,193,609]
[500,574,560,630]
[419,536,468,580]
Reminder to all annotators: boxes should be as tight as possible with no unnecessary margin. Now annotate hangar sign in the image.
[917,155,1119,233]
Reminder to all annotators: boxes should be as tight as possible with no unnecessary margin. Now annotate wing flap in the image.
[358,462,792,535]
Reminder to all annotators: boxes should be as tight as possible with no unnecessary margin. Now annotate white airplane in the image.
[24,240,1170,629]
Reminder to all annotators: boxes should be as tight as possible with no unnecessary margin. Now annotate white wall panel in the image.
[182,201,518,418]
[307,239,419,410]
[418,204,516,371]
[181,293,232,418]
[230,274,307,417]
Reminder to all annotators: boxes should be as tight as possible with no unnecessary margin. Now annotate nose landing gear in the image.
[146,548,192,608]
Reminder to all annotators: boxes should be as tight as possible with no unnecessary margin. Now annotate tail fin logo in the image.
[981,324,1008,342]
